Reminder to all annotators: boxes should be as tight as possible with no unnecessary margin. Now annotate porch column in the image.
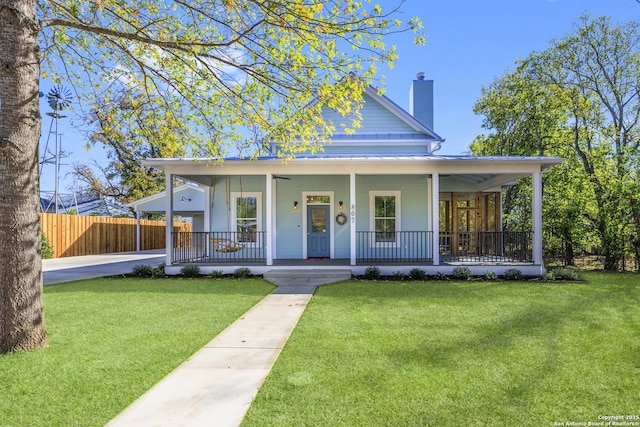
[203,184,211,259]
[266,173,274,265]
[203,185,211,233]
[135,210,141,252]
[431,173,440,266]
[532,171,543,265]
[350,172,356,266]
[165,173,174,266]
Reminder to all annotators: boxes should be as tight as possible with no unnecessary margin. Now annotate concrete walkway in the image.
[107,269,351,427]
[42,252,351,426]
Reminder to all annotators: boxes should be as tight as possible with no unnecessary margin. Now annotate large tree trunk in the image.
[0,0,48,353]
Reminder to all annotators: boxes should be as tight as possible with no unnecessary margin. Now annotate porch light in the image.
[293,201,298,210]
[339,201,344,211]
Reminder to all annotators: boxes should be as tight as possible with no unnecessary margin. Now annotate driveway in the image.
[43,250,166,285]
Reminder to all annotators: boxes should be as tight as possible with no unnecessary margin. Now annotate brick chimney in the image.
[409,72,434,130]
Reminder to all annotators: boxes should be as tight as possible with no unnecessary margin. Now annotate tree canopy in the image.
[0,0,424,353]
[473,15,640,270]
[40,0,424,159]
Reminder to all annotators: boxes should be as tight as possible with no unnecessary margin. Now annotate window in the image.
[306,195,331,204]
[370,191,400,245]
[232,192,261,243]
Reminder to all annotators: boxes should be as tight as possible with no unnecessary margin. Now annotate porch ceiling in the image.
[143,155,562,190]
[175,172,521,190]
[446,174,494,184]
[441,173,523,190]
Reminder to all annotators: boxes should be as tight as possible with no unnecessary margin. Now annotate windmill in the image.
[40,85,72,214]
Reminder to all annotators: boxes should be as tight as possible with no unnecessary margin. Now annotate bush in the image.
[409,268,426,280]
[233,267,251,278]
[208,270,224,279]
[551,268,580,281]
[503,268,523,281]
[41,233,54,259]
[181,265,201,278]
[482,271,498,281]
[541,272,555,282]
[132,264,154,278]
[391,271,405,281]
[151,264,165,278]
[364,266,381,280]
[451,266,471,280]
[131,264,165,278]
[432,271,449,281]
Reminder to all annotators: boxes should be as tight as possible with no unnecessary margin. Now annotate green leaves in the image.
[473,15,640,270]
[38,0,425,163]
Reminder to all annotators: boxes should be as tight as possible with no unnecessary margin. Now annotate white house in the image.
[144,76,562,276]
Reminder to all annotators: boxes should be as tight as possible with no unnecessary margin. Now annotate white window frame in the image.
[231,192,262,247]
[369,191,401,247]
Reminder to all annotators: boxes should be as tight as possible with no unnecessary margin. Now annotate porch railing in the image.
[356,230,532,264]
[172,231,266,264]
[356,231,434,263]
[439,231,533,263]
[171,230,532,265]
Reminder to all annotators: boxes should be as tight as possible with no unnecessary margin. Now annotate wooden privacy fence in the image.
[40,213,192,258]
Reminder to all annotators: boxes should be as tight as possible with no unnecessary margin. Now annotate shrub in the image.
[208,270,224,279]
[409,268,426,280]
[451,266,471,280]
[364,266,381,280]
[551,268,580,281]
[131,264,154,278]
[41,233,54,259]
[233,267,251,278]
[150,265,165,278]
[432,271,449,281]
[391,271,405,281]
[541,272,555,282]
[482,271,498,281]
[181,265,201,278]
[503,268,522,281]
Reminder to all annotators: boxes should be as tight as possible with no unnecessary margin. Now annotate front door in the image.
[307,205,330,258]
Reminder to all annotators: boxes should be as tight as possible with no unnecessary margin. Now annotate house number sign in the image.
[350,204,356,224]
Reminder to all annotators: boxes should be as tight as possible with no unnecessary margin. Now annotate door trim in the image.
[302,191,334,258]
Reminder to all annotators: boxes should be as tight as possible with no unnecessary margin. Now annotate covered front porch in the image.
[144,156,560,277]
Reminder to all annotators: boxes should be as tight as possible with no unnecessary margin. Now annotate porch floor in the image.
[173,257,532,267]
[166,257,541,278]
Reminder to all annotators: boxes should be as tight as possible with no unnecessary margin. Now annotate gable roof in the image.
[269,85,444,156]
[327,86,443,140]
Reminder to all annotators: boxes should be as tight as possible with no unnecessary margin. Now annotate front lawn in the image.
[0,277,274,427]
[243,272,640,426]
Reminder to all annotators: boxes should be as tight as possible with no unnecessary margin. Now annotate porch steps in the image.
[264,269,352,294]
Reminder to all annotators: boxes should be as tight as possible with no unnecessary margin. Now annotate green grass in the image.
[242,272,640,427]
[0,277,274,427]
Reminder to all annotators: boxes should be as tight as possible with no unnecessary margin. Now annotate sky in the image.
[39,0,640,195]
